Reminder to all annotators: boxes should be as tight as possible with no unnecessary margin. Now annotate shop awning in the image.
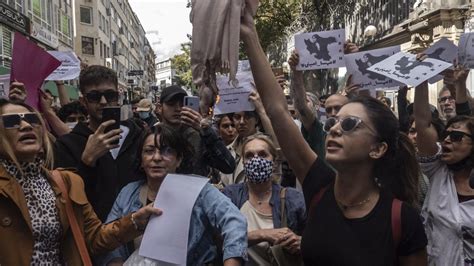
[43,81,79,100]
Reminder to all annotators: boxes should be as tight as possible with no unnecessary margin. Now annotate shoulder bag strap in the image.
[279,187,287,228]
[391,198,402,249]
[309,185,329,217]
[51,170,92,266]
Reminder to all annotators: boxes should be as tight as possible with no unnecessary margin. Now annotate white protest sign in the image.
[344,46,402,90]
[295,29,345,70]
[214,70,255,115]
[46,51,81,80]
[139,174,208,265]
[459,32,474,68]
[367,52,452,87]
[423,38,458,83]
[0,74,10,99]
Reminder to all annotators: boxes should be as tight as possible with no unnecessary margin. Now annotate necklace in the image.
[336,196,372,211]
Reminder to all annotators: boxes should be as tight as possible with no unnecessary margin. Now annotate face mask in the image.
[139,111,150,120]
[244,156,273,184]
[66,122,78,129]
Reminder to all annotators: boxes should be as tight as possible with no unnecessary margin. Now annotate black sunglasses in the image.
[85,90,119,103]
[443,130,473,142]
[1,113,41,129]
[323,116,377,135]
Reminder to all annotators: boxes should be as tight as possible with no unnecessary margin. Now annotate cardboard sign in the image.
[295,29,345,70]
[345,46,403,90]
[10,32,61,108]
[423,38,458,83]
[459,32,474,68]
[46,51,81,80]
[367,51,452,87]
[0,74,10,99]
[214,66,256,115]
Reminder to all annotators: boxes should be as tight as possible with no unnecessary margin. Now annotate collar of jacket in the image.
[0,165,70,236]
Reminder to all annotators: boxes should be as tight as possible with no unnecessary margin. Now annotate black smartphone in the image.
[101,107,121,144]
[183,96,200,112]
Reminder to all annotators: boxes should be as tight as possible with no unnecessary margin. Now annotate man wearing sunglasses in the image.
[54,65,144,222]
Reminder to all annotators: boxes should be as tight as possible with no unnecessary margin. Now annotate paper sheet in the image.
[295,29,345,70]
[458,32,474,68]
[367,51,452,87]
[214,70,255,115]
[344,46,402,90]
[423,38,458,83]
[0,74,10,99]
[46,51,81,81]
[139,174,208,265]
[10,32,61,109]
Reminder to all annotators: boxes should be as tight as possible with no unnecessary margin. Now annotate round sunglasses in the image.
[323,116,377,135]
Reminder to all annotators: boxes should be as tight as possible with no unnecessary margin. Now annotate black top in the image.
[301,158,427,266]
[54,120,143,221]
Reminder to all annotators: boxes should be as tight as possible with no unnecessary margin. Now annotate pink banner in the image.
[10,32,61,109]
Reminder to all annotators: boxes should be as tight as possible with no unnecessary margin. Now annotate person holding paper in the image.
[239,2,427,265]
[103,124,247,265]
[223,133,306,265]
[0,99,161,265]
[414,79,474,265]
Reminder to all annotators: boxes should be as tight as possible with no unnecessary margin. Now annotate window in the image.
[99,40,103,57]
[80,6,92,24]
[81,36,94,55]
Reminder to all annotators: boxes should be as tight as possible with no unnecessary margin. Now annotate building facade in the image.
[155,58,175,89]
[345,0,473,104]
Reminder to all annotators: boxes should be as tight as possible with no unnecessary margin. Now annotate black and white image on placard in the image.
[367,51,452,87]
[459,32,474,68]
[344,46,402,90]
[295,29,345,71]
[423,38,458,83]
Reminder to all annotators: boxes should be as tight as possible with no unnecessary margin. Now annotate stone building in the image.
[346,0,473,104]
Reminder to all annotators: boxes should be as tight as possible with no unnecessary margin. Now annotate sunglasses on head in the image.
[323,116,376,135]
[1,113,41,129]
[442,130,473,142]
[85,90,119,103]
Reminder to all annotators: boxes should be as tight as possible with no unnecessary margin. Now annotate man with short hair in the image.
[54,65,143,221]
[324,94,349,118]
[157,85,235,177]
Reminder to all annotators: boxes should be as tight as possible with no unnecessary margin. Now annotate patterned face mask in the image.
[244,156,273,184]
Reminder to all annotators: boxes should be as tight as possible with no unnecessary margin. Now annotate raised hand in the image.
[81,120,122,166]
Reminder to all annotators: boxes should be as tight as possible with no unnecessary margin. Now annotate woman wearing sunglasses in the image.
[0,99,161,265]
[414,80,474,265]
[239,4,427,265]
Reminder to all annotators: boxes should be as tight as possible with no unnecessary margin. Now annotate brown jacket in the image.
[0,166,141,265]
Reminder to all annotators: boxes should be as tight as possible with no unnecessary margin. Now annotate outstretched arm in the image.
[414,81,439,157]
[240,4,317,183]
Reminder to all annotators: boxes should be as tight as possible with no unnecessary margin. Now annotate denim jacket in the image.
[223,183,306,235]
[103,180,248,265]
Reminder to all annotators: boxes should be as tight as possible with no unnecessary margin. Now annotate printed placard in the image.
[295,29,345,70]
[214,70,255,115]
[458,32,474,68]
[46,51,81,80]
[367,52,452,87]
[345,46,402,90]
[423,38,458,83]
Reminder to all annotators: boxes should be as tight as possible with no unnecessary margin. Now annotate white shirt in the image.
[110,125,129,160]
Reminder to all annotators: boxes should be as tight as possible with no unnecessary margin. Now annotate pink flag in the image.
[10,32,61,109]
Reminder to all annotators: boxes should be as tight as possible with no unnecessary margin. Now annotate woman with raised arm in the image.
[239,2,427,265]
[414,66,474,265]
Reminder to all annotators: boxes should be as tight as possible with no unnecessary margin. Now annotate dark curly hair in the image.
[79,65,118,93]
[57,101,88,122]
[135,123,194,179]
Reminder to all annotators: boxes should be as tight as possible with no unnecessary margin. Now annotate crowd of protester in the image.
[1,3,474,266]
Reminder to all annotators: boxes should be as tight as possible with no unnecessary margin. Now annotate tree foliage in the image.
[171,42,194,91]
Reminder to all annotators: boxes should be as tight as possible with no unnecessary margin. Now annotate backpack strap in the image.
[391,198,402,249]
[280,187,288,228]
[309,186,329,217]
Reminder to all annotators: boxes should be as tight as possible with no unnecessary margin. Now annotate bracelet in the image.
[131,213,145,231]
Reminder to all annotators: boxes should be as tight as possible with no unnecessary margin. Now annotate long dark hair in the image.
[135,123,193,179]
[349,96,420,206]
